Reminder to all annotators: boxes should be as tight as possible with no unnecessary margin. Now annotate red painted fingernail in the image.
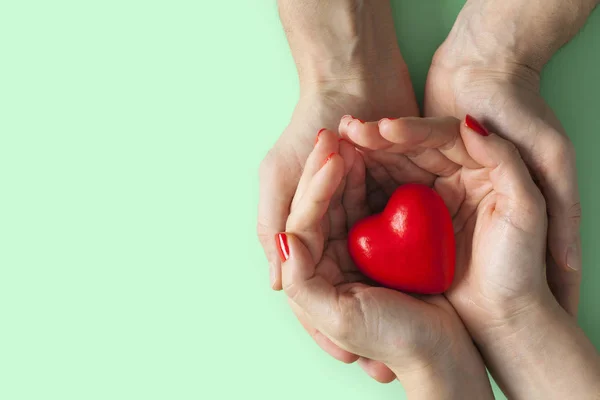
[275,233,290,262]
[322,152,336,168]
[351,115,365,124]
[465,115,489,136]
[315,128,326,145]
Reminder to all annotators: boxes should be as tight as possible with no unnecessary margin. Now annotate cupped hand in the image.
[425,44,581,316]
[258,67,419,382]
[278,129,492,396]
[341,116,551,340]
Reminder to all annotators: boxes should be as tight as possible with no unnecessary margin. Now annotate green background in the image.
[1,1,599,399]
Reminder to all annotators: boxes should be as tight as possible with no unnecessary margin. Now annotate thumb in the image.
[277,233,338,320]
[461,115,547,222]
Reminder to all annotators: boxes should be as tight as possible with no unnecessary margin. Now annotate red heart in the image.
[348,183,455,294]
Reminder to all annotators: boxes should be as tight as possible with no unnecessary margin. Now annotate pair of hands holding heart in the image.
[276,115,549,384]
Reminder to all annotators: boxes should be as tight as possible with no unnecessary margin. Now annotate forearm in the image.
[393,334,494,400]
[478,294,600,399]
[277,0,404,88]
[442,0,599,71]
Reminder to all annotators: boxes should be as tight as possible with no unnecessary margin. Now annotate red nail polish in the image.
[275,233,290,262]
[465,115,489,136]
[315,128,326,145]
[322,152,336,168]
[351,115,365,124]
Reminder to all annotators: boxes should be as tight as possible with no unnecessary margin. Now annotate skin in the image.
[342,116,600,399]
[259,0,600,391]
[425,0,600,316]
[280,126,494,399]
[258,0,418,381]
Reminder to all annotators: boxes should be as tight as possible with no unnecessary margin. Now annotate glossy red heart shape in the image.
[348,183,455,294]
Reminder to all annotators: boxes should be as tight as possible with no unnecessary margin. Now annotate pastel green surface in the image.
[1,1,598,399]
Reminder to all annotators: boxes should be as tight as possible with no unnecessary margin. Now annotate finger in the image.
[547,256,581,317]
[357,358,397,384]
[461,115,546,227]
[293,129,340,210]
[339,115,391,150]
[406,148,461,177]
[343,150,370,228]
[285,153,345,268]
[289,299,359,364]
[328,140,357,240]
[366,151,436,186]
[279,233,341,328]
[535,135,582,316]
[258,154,297,291]
[343,116,481,170]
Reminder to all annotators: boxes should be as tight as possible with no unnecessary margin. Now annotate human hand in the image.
[340,115,551,343]
[259,0,420,382]
[278,128,494,399]
[423,0,593,316]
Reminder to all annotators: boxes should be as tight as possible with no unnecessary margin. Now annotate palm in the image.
[425,61,581,315]
[287,143,461,368]
[358,148,491,295]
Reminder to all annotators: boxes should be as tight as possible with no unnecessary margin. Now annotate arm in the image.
[439,0,599,72]
[259,0,419,384]
[277,0,407,92]
[477,291,600,399]
[426,0,599,318]
[396,335,494,400]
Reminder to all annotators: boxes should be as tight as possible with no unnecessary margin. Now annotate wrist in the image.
[475,291,600,399]
[391,328,493,399]
[435,0,598,72]
[278,0,405,91]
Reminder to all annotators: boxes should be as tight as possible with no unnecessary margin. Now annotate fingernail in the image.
[269,263,277,288]
[322,152,336,168]
[566,243,582,271]
[315,128,326,145]
[379,117,398,124]
[275,233,290,262]
[351,115,365,124]
[465,115,489,136]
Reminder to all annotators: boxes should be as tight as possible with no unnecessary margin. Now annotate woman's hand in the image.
[278,128,494,399]
[341,115,549,336]
[342,115,600,398]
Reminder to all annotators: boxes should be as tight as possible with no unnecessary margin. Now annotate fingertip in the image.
[315,335,360,364]
[465,114,490,137]
[357,358,397,384]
